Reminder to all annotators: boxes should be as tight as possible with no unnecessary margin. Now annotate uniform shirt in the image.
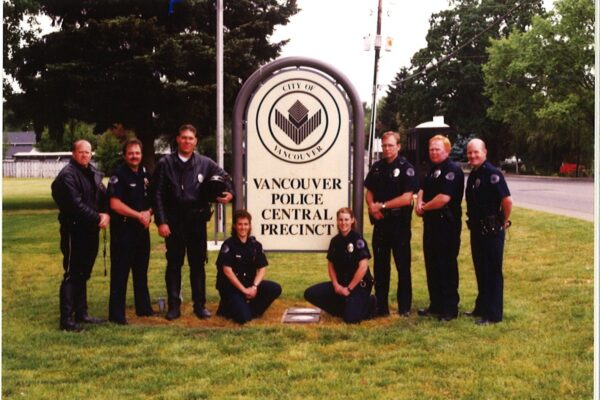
[107,164,151,225]
[327,230,371,287]
[466,160,511,221]
[422,158,464,220]
[216,236,268,289]
[364,155,419,203]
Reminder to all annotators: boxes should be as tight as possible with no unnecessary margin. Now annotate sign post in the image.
[232,58,365,251]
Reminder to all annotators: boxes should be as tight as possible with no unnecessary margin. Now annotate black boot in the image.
[74,281,105,324]
[165,273,182,321]
[165,303,181,320]
[59,280,83,332]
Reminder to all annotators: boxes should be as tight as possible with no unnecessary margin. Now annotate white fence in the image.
[3,160,70,178]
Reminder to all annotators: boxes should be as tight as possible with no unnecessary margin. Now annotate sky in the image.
[270,0,554,103]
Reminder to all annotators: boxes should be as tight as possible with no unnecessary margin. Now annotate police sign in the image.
[233,58,365,251]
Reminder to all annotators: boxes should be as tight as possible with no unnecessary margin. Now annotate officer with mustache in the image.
[107,138,155,324]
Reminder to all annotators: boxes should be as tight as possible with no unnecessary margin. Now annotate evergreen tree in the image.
[4,0,298,170]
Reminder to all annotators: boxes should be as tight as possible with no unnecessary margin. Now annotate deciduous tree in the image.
[483,0,594,173]
[379,0,544,163]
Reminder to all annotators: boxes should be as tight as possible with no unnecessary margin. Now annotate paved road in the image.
[503,175,594,222]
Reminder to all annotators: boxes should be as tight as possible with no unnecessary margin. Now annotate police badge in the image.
[347,243,354,253]
[433,169,441,178]
[393,168,400,177]
[475,178,481,188]
[197,173,204,183]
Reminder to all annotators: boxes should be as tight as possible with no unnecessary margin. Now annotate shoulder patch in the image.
[356,239,366,249]
[220,244,229,254]
[406,167,415,177]
[445,172,455,181]
[490,174,500,184]
[109,176,119,184]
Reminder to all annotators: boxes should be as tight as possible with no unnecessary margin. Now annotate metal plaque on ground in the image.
[282,307,321,323]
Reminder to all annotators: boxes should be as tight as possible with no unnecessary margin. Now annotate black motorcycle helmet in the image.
[206,175,228,202]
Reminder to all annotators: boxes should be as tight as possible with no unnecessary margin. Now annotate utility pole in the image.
[367,0,383,168]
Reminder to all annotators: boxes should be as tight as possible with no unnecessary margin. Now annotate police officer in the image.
[415,134,464,321]
[364,131,418,317]
[107,138,154,325]
[304,208,374,324]
[154,124,234,321]
[465,138,512,325]
[216,210,282,324]
[52,140,110,332]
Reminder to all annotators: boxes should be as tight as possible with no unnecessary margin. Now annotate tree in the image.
[378,0,544,163]
[483,0,594,174]
[4,0,298,171]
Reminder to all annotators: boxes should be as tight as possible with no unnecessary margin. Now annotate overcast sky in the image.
[271,0,555,103]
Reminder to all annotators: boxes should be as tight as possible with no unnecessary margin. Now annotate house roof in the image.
[6,131,36,145]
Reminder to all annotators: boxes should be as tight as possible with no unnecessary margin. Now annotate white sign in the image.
[246,69,350,251]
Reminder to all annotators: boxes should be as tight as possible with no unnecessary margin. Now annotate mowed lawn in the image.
[2,178,593,399]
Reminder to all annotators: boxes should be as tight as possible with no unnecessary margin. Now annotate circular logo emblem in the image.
[254,76,342,164]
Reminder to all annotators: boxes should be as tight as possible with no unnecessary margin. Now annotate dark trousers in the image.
[423,217,461,316]
[217,281,282,324]
[372,218,412,314]
[59,222,99,323]
[304,281,372,323]
[164,217,207,312]
[108,223,152,322]
[470,230,504,322]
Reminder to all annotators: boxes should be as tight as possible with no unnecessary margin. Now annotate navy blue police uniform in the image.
[304,230,373,323]
[364,155,418,315]
[107,163,154,324]
[154,152,234,319]
[51,159,108,330]
[466,160,511,322]
[421,158,464,319]
[215,236,281,324]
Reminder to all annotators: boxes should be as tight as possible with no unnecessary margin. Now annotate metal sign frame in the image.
[232,57,365,249]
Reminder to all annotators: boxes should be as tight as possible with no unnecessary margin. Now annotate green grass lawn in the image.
[2,179,594,399]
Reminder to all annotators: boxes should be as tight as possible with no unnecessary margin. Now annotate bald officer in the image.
[52,140,109,332]
[465,138,512,325]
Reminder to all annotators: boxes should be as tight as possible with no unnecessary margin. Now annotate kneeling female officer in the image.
[304,207,374,323]
[216,210,281,324]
